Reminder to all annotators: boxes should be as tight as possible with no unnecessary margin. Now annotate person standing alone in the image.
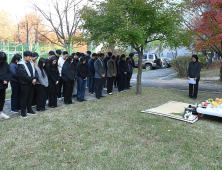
[187,55,201,99]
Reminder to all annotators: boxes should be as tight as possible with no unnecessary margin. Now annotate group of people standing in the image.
[0,50,135,119]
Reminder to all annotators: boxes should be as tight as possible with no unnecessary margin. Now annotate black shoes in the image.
[100,95,106,98]
[27,110,37,115]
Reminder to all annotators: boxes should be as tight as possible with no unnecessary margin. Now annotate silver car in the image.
[134,53,160,70]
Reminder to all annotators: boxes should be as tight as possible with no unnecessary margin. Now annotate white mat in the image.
[142,101,198,123]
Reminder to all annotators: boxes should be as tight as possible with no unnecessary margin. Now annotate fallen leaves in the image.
[29,152,34,155]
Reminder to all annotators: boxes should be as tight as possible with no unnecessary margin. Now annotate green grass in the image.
[133,68,149,74]
[200,69,220,77]
[1,87,222,169]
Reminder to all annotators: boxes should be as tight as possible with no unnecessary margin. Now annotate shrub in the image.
[171,55,191,77]
[197,53,207,67]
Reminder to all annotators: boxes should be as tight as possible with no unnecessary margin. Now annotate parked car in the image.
[134,53,161,70]
[160,58,168,68]
[160,57,171,68]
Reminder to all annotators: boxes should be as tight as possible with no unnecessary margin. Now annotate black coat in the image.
[131,58,135,68]
[77,63,88,79]
[17,62,38,85]
[118,60,127,75]
[187,61,201,80]
[62,63,77,82]
[46,64,60,93]
[0,62,12,90]
[10,63,19,83]
[103,56,110,71]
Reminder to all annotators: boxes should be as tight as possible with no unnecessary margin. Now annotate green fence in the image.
[0,41,97,63]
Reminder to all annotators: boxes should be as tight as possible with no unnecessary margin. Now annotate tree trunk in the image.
[136,48,143,95]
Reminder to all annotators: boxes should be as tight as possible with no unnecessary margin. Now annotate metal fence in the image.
[0,41,96,63]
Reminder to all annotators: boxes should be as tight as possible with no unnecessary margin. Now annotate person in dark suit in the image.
[46,56,60,108]
[114,55,120,88]
[129,53,135,87]
[0,52,12,119]
[62,56,77,104]
[94,53,106,99]
[72,52,81,97]
[88,53,97,94]
[17,51,38,118]
[9,54,22,113]
[118,54,127,92]
[126,57,133,89]
[187,54,201,99]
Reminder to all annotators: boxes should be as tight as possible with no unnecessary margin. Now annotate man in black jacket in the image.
[129,53,135,87]
[102,52,112,90]
[17,51,38,118]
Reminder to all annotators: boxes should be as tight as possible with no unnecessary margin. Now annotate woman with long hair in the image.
[62,56,77,104]
[9,54,22,113]
[77,57,88,102]
[0,52,12,119]
[36,58,49,111]
[46,56,60,108]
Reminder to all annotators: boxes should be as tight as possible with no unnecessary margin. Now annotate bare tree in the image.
[30,0,86,50]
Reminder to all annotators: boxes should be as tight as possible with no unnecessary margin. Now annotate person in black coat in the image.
[126,57,132,89]
[118,54,127,92]
[187,55,201,99]
[77,57,88,102]
[62,56,77,104]
[88,53,97,94]
[46,56,60,108]
[17,51,38,118]
[9,54,22,113]
[0,52,12,119]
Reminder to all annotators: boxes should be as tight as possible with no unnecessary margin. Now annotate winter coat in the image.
[46,57,60,93]
[88,58,96,76]
[126,63,133,77]
[118,60,127,75]
[0,62,12,89]
[103,56,110,71]
[94,59,106,78]
[62,63,77,82]
[77,63,88,79]
[17,59,38,85]
[36,67,49,87]
[9,62,19,83]
[107,60,117,77]
[187,61,201,80]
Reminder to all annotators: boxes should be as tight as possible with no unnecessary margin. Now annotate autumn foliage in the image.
[192,0,222,53]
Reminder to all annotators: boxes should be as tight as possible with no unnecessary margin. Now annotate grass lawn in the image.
[133,68,149,74]
[1,87,222,169]
[200,69,220,77]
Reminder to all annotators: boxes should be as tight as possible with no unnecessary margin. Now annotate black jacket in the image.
[118,60,127,75]
[131,58,135,68]
[62,63,77,82]
[77,63,88,79]
[187,61,201,80]
[103,56,110,71]
[46,57,60,93]
[9,63,19,83]
[17,61,38,85]
[0,62,12,89]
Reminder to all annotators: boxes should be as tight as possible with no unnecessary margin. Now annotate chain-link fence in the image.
[0,41,97,63]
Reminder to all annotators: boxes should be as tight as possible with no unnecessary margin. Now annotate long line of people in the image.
[0,51,135,119]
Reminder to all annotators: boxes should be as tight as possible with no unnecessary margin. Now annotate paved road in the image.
[131,67,222,93]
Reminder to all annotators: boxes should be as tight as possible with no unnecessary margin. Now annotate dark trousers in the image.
[189,79,199,98]
[64,81,74,104]
[95,78,104,99]
[114,75,118,87]
[88,75,95,94]
[11,82,21,111]
[118,74,126,92]
[32,86,37,106]
[77,77,86,100]
[20,84,34,116]
[49,93,57,107]
[58,77,65,98]
[0,89,6,111]
[36,84,47,110]
[107,77,114,93]
[126,77,131,89]
[103,74,107,88]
